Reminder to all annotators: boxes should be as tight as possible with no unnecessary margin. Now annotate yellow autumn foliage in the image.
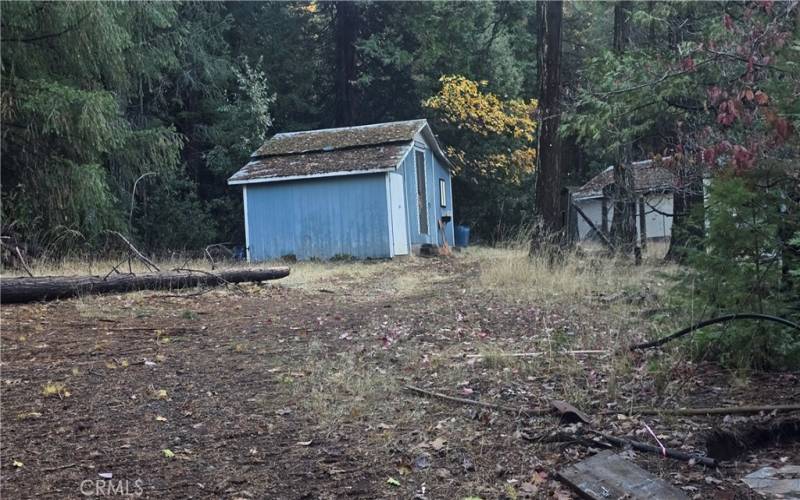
[424,75,537,141]
[425,75,538,184]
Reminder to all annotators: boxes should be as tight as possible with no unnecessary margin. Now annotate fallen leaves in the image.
[2,251,786,500]
[430,437,447,451]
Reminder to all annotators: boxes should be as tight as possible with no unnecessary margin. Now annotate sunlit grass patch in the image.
[469,244,677,307]
[16,411,42,420]
[41,381,70,398]
[297,351,400,431]
[263,258,386,290]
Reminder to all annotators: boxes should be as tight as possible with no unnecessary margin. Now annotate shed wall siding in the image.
[399,136,454,248]
[575,193,673,241]
[399,148,429,246]
[245,174,391,260]
[640,194,672,239]
[432,157,455,247]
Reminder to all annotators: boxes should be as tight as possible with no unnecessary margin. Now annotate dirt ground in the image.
[1,249,798,499]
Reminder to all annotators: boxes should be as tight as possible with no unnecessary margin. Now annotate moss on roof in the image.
[228,119,452,184]
[573,160,676,199]
[252,120,427,158]
[229,143,410,183]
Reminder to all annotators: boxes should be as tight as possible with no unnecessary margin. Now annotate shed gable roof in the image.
[252,120,426,158]
[573,159,676,200]
[228,119,450,185]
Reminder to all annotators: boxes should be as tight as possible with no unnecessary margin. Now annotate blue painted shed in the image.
[227,119,455,261]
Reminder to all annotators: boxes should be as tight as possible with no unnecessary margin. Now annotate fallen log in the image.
[0,268,290,304]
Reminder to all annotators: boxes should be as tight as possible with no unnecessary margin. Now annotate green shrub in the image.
[673,173,800,370]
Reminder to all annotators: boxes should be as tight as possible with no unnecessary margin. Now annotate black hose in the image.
[629,313,800,351]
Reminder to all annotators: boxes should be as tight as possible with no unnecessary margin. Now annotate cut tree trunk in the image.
[0,268,290,304]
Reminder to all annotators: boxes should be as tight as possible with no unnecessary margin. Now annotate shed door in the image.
[415,150,429,234]
[389,173,409,256]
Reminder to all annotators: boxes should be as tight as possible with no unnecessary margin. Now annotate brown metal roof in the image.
[228,119,450,184]
[228,142,410,183]
[573,160,676,199]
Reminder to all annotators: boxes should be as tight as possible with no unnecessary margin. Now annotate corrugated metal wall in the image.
[245,173,391,260]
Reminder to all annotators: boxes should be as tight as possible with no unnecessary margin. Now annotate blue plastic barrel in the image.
[454,225,470,247]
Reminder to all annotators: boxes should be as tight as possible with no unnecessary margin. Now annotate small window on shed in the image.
[439,179,447,207]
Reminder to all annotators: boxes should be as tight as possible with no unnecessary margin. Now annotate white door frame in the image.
[387,172,410,256]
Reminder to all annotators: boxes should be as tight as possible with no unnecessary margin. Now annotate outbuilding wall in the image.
[575,198,604,240]
[432,157,455,247]
[397,135,455,249]
[244,173,391,261]
[575,193,673,241]
[639,194,672,239]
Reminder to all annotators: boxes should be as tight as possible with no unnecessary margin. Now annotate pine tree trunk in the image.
[609,1,638,254]
[562,135,586,185]
[609,159,638,254]
[334,1,358,127]
[665,166,704,262]
[613,1,631,53]
[532,0,564,241]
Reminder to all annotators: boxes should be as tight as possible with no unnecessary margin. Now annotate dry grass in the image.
[41,381,70,398]
[1,255,400,291]
[463,242,683,402]
[298,350,400,433]
[278,259,391,290]
[469,242,677,307]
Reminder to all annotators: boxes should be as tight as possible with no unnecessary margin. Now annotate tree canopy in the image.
[1,1,797,261]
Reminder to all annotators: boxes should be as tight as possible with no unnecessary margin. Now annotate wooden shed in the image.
[227,119,455,261]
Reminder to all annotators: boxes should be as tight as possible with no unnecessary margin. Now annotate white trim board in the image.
[243,186,250,262]
[228,167,398,185]
[385,173,395,257]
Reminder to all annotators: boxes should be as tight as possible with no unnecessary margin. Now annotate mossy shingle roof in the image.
[228,120,448,184]
[573,160,676,199]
